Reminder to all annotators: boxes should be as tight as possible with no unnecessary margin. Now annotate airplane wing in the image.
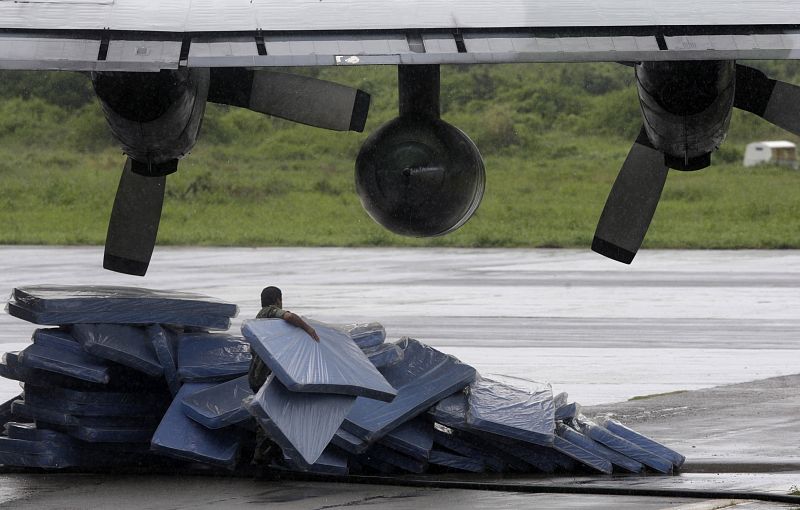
[1,0,799,71]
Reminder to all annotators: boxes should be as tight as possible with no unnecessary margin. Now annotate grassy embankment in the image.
[1,62,800,248]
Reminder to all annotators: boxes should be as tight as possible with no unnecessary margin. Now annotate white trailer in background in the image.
[743,141,799,169]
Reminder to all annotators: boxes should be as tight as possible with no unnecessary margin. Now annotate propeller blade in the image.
[735,64,800,136]
[104,158,166,276]
[208,68,370,132]
[592,127,669,264]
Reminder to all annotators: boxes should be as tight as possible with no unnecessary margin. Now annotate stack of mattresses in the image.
[0,286,239,469]
[0,285,685,476]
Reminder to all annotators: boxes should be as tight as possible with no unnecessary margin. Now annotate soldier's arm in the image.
[281,311,320,342]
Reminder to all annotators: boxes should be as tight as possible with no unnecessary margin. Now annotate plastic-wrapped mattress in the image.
[8,285,237,330]
[557,423,643,473]
[242,319,396,402]
[149,325,181,395]
[342,338,476,443]
[176,333,251,382]
[363,342,403,368]
[341,322,386,349]
[151,383,242,469]
[18,342,112,384]
[428,449,485,473]
[379,418,433,461]
[181,375,253,429]
[72,324,163,377]
[595,416,686,468]
[466,377,555,447]
[245,375,356,468]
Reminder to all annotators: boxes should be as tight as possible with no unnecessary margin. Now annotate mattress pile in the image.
[0,285,684,476]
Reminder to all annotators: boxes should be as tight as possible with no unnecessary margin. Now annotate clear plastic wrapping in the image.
[242,319,396,402]
[72,324,163,377]
[176,332,251,382]
[245,375,356,468]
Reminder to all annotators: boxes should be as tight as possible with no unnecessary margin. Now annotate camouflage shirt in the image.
[248,305,286,391]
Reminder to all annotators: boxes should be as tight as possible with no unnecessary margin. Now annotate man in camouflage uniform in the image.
[249,286,319,464]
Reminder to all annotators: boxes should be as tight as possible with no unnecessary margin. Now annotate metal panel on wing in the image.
[0,34,100,70]
[100,39,182,71]
[188,36,259,67]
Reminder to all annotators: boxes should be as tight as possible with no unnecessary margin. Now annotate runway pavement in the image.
[0,247,798,508]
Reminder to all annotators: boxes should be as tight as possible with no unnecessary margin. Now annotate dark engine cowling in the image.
[92,68,210,176]
[355,65,485,237]
[636,61,735,170]
[355,116,485,237]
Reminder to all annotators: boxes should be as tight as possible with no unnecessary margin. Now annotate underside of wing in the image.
[1,26,800,72]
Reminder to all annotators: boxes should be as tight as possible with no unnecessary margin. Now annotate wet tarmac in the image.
[0,247,798,508]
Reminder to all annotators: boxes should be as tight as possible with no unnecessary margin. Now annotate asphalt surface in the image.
[0,247,798,509]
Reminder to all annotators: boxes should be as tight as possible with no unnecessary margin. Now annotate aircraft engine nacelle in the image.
[636,60,735,171]
[355,65,485,237]
[92,68,210,176]
[355,116,485,237]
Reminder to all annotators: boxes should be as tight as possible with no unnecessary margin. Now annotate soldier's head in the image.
[260,286,282,308]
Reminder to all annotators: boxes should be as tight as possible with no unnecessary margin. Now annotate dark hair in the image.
[260,286,282,307]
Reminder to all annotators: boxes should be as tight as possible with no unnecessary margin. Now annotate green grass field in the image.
[1,62,800,249]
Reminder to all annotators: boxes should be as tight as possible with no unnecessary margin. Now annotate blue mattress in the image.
[342,338,476,443]
[1,395,20,429]
[432,428,506,472]
[579,421,673,474]
[151,383,242,469]
[552,435,613,474]
[181,375,253,429]
[428,449,485,473]
[363,342,403,368]
[379,418,433,461]
[245,375,356,468]
[284,448,349,475]
[176,332,251,382]
[12,285,238,315]
[331,428,368,454]
[242,319,396,402]
[361,443,426,473]
[597,417,686,468]
[149,325,181,396]
[6,302,232,331]
[24,385,169,418]
[466,378,555,447]
[557,423,643,473]
[72,324,163,377]
[19,342,111,384]
[10,285,237,329]
[341,322,386,349]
